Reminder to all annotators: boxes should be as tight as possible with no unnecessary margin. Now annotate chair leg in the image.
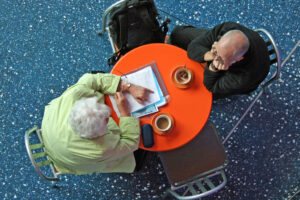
[134,149,148,172]
[51,181,59,189]
[281,40,300,67]
[223,89,264,144]
[162,190,170,199]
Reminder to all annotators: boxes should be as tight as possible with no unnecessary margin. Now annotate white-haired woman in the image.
[41,72,152,174]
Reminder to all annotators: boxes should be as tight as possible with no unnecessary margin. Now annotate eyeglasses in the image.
[211,45,225,65]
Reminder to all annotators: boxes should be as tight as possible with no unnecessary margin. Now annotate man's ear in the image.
[231,56,244,65]
[236,56,244,62]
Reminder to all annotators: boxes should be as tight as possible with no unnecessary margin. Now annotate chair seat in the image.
[159,121,228,187]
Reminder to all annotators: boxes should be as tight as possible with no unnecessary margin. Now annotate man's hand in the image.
[204,42,218,61]
[209,59,229,72]
[204,51,215,61]
[128,84,154,104]
[114,92,130,117]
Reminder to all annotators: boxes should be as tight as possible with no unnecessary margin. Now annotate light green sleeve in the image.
[77,73,121,95]
[113,117,141,157]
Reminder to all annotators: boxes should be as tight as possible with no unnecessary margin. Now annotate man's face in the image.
[211,41,235,69]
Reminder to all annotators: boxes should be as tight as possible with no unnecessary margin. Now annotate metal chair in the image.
[223,28,282,144]
[25,126,61,186]
[159,121,228,199]
[99,0,126,53]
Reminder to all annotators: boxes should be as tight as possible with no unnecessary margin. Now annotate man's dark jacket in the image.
[187,22,270,99]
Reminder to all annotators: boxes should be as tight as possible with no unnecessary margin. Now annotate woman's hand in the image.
[128,84,154,104]
[114,92,130,117]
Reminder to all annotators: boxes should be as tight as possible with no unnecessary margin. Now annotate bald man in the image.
[169,21,270,99]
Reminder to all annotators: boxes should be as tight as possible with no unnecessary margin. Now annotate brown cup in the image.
[174,68,192,85]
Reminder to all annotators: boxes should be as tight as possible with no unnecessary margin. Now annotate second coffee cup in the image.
[154,114,172,132]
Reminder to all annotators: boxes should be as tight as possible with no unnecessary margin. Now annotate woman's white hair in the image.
[69,96,111,139]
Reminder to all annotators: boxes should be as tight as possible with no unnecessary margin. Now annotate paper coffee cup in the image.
[155,114,172,132]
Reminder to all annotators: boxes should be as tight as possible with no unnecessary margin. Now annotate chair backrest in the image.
[159,121,228,199]
[101,0,126,35]
[100,0,126,53]
[256,28,281,89]
[222,29,282,145]
[24,126,60,181]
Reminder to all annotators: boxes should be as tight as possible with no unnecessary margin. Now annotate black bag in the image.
[107,0,170,66]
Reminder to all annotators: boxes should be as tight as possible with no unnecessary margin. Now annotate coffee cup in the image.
[154,114,172,132]
[174,68,192,85]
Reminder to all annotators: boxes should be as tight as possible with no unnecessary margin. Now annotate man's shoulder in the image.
[215,21,258,35]
[220,21,241,27]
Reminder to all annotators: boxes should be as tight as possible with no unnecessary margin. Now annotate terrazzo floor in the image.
[0,0,299,200]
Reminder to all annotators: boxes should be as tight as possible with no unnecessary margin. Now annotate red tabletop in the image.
[106,43,212,151]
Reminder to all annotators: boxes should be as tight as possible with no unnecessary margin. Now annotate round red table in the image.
[106,43,212,151]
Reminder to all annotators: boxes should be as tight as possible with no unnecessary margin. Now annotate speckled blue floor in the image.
[0,0,299,200]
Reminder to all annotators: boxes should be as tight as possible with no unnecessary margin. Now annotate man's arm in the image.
[187,22,241,63]
[187,32,214,63]
[203,64,248,97]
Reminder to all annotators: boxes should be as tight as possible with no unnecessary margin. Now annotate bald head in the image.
[219,30,250,60]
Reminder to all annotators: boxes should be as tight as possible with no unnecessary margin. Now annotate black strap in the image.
[160,18,170,34]
[107,47,126,66]
[90,70,105,74]
[108,52,120,66]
